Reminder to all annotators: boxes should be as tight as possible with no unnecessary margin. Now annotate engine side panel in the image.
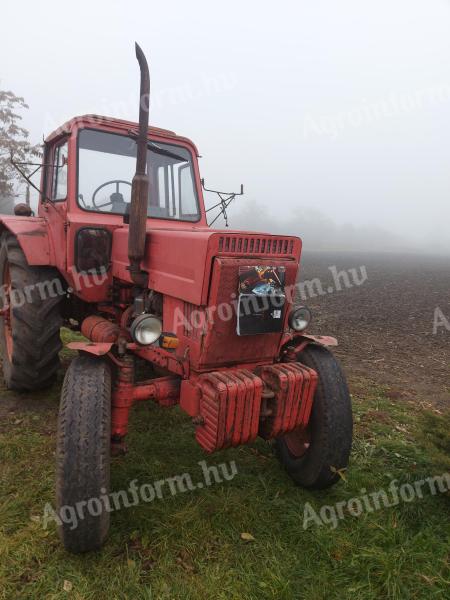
[112,228,302,306]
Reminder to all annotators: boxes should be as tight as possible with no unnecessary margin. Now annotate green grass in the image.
[0,344,449,599]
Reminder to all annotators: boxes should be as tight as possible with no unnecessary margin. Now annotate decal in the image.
[237,266,286,335]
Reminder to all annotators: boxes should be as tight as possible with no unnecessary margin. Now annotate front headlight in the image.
[130,314,162,345]
[289,306,312,332]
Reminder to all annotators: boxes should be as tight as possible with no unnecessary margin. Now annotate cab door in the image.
[38,139,69,274]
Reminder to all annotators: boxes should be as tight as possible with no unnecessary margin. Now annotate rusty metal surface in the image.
[128,43,150,287]
[111,354,135,438]
[256,362,318,439]
[279,332,338,355]
[80,315,120,343]
[141,376,180,406]
[0,216,52,265]
[296,334,338,347]
[66,341,114,356]
[194,369,263,453]
[111,354,180,439]
[128,342,188,377]
[212,233,300,258]
[284,425,311,458]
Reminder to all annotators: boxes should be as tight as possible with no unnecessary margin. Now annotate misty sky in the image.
[1,0,450,251]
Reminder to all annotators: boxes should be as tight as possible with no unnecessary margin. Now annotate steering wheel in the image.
[92,180,132,209]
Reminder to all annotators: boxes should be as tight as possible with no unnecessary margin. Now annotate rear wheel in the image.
[275,345,353,489]
[56,354,112,553]
[0,232,63,390]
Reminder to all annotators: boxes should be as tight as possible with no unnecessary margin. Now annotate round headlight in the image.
[130,314,162,345]
[289,306,312,332]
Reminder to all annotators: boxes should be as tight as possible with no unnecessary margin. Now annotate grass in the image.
[0,337,449,599]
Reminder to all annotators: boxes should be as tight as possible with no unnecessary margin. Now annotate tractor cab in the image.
[36,115,209,302]
[41,116,206,226]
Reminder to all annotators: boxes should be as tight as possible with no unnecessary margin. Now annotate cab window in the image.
[77,129,200,221]
[52,142,68,201]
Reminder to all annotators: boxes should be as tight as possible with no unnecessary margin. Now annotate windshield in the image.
[77,129,200,221]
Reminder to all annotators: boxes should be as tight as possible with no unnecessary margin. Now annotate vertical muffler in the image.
[128,42,150,287]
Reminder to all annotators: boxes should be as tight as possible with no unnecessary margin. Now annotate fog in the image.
[1,0,450,253]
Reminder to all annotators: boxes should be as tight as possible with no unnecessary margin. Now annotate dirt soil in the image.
[300,251,450,411]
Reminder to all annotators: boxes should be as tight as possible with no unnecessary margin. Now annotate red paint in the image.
[179,379,202,416]
[111,366,180,437]
[284,426,312,458]
[66,341,114,356]
[5,111,336,455]
[196,257,299,369]
[256,362,317,439]
[80,315,120,343]
[279,333,338,356]
[0,217,52,265]
[194,369,263,452]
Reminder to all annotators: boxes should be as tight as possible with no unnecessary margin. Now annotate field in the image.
[301,251,450,410]
[0,252,449,600]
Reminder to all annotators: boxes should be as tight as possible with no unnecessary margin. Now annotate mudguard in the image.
[279,332,338,356]
[66,341,114,356]
[0,216,54,266]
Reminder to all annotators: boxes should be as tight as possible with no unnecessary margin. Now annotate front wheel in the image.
[56,354,112,553]
[275,345,353,489]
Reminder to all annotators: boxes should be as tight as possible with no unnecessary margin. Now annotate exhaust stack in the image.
[128,42,150,287]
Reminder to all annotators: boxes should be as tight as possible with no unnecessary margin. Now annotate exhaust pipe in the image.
[128,42,150,287]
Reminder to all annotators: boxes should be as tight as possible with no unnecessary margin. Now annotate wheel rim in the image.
[284,425,311,458]
[1,262,13,360]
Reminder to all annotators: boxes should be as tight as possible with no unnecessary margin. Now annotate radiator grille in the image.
[217,235,295,257]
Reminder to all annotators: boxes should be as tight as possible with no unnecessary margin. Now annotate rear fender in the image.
[0,216,54,266]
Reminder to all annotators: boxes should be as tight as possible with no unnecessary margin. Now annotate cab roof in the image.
[45,114,200,156]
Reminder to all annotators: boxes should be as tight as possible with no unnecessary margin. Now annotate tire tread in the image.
[56,354,111,553]
[275,345,353,489]
[0,232,63,390]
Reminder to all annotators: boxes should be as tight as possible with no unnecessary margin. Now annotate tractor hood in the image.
[111,226,301,306]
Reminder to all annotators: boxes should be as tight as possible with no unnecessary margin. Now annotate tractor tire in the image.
[274,345,353,489]
[0,232,63,391]
[56,354,112,553]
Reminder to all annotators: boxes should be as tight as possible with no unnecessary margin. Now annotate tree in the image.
[0,89,39,206]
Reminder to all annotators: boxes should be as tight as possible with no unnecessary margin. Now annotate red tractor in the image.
[0,45,352,553]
